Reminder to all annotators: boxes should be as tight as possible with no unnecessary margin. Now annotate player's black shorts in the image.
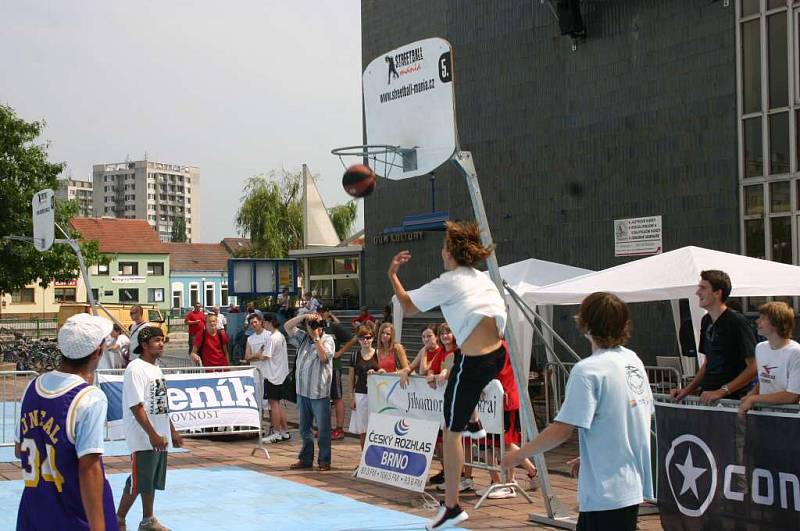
[443,343,505,432]
[577,504,639,531]
[330,368,343,400]
[264,377,289,400]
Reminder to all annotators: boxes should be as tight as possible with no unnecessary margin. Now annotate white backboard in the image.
[31,188,55,252]
[363,37,458,179]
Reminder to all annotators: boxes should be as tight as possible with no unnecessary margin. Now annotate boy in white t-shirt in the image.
[116,326,183,531]
[503,292,653,531]
[739,302,800,414]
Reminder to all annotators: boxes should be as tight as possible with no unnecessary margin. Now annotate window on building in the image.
[118,262,138,275]
[147,288,165,303]
[738,2,796,270]
[119,288,139,303]
[11,288,35,303]
[220,283,229,307]
[92,263,110,276]
[54,288,76,303]
[147,262,165,276]
[189,283,199,306]
[172,288,182,308]
[204,283,215,307]
[91,288,99,301]
[309,258,333,275]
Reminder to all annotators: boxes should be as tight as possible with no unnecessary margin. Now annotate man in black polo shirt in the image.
[671,270,756,404]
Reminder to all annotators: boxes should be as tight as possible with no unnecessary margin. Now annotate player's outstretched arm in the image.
[501,421,574,470]
[78,453,107,531]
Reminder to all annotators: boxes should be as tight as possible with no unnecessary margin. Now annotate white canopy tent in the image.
[392,257,593,374]
[524,246,800,369]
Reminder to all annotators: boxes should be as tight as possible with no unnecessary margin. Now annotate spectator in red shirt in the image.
[184,302,207,355]
[190,314,229,367]
[351,306,376,330]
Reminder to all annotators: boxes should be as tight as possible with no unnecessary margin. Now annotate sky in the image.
[0,1,363,243]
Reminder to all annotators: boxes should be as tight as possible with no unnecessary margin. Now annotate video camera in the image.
[306,319,325,330]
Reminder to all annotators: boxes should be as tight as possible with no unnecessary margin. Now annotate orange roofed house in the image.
[164,242,235,312]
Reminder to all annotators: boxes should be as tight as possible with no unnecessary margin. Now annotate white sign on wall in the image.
[111,276,147,284]
[614,215,663,257]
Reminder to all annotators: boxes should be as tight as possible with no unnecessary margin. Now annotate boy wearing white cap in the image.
[15,312,119,530]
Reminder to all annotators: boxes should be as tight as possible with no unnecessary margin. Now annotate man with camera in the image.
[285,312,336,471]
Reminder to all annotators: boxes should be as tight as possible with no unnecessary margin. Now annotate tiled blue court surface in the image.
[0,466,466,531]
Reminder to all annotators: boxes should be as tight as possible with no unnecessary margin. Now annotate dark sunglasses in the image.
[359,335,373,340]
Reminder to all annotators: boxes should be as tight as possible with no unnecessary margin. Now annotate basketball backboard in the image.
[31,188,55,252]
[362,37,458,179]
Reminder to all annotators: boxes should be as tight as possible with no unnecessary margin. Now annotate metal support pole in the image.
[451,152,575,528]
[55,223,97,316]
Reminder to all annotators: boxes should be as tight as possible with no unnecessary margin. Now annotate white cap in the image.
[58,313,114,360]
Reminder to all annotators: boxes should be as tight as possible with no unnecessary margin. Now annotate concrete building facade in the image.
[359,1,775,362]
[92,160,200,242]
[55,178,94,217]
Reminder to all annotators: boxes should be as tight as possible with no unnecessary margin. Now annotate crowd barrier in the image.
[652,393,800,530]
[366,373,534,508]
[95,366,269,460]
[0,371,38,447]
[544,361,682,424]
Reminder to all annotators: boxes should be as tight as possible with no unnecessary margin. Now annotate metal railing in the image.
[0,371,39,446]
[544,361,683,424]
[0,319,58,338]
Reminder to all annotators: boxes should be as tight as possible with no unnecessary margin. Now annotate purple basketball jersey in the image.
[16,378,118,531]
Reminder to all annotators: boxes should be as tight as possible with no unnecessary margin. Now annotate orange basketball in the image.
[342,164,376,198]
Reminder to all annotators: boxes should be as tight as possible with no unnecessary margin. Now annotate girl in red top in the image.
[375,322,409,374]
[400,324,445,387]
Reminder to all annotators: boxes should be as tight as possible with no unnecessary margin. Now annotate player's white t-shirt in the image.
[247,330,273,381]
[262,331,290,385]
[122,358,172,453]
[755,339,800,394]
[407,266,506,346]
[555,346,654,512]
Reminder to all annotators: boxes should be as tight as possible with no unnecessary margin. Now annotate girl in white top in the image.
[739,302,800,414]
[389,220,507,531]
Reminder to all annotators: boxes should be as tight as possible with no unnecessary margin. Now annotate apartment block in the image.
[92,160,200,242]
[55,178,94,217]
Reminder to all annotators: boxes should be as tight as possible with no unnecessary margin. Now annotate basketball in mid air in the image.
[342,164,376,198]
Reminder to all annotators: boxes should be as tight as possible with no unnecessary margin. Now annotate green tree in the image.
[171,216,187,242]
[329,200,358,241]
[235,169,303,257]
[0,105,102,295]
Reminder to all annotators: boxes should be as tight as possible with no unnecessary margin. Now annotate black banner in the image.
[656,403,800,530]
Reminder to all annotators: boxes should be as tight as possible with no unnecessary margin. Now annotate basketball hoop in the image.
[331,144,417,179]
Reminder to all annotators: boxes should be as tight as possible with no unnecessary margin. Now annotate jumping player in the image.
[16,313,118,530]
[389,220,506,530]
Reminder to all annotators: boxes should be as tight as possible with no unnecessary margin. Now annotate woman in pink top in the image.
[375,322,409,374]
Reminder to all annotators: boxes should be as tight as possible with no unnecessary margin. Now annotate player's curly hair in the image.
[444,221,494,267]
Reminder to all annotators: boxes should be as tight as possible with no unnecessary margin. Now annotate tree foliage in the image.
[234,169,303,257]
[0,105,101,294]
[329,200,358,241]
[171,216,187,242]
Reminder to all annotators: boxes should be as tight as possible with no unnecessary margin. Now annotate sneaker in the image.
[426,504,468,530]
[262,432,283,444]
[352,466,359,477]
[331,428,345,441]
[476,485,517,499]
[462,420,486,439]
[429,470,445,485]
[138,516,170,531]
[436,478,473,493]
[527,472,539,491]
[281,432,291,441]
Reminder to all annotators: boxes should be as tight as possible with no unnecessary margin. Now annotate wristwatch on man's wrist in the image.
[720,384,730,396]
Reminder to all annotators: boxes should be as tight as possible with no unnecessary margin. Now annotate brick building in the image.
[360,1,788,361]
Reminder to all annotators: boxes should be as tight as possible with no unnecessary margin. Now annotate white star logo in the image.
[665,434,718,517]
[675,448,706,499]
